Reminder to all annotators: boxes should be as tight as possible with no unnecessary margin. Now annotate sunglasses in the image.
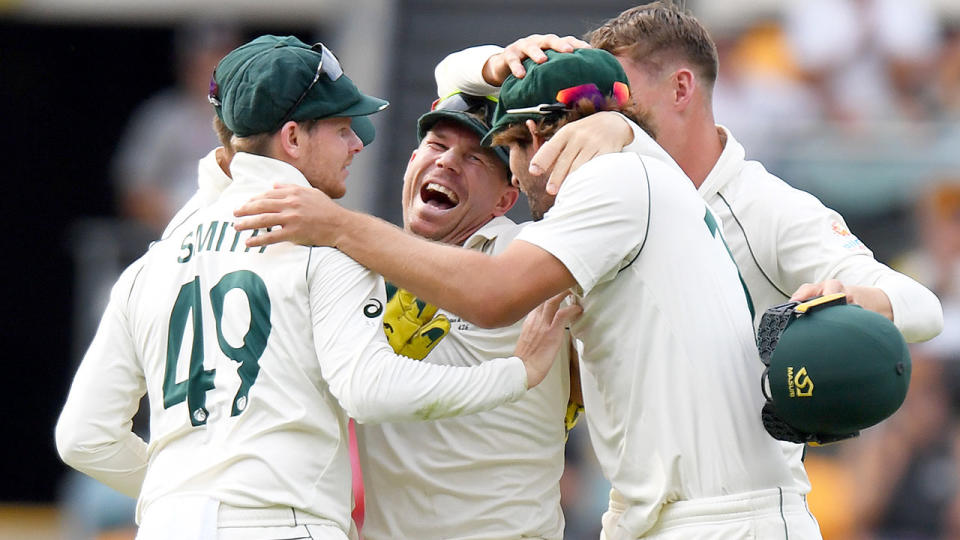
[277,43,344,127]
[430,92,499,128]
[504,81,630,115]
[207,42,345,125]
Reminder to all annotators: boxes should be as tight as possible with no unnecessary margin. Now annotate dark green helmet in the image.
[757,294,911,445]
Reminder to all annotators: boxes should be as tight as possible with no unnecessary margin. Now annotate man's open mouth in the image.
[421,182,460,210]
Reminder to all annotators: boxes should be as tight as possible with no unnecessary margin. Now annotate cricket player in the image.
[452,3,942,342]
[234,48,820,539]
[55,35,577,540]
[433,2,944,528]
[356,86,573,539]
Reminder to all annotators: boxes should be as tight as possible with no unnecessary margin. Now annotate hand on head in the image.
[483,34,591,85]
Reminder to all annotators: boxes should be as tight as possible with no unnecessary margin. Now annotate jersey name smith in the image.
[178,220,271,263]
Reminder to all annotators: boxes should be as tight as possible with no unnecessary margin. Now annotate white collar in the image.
[697,125,746,199]
[463,215,520,250]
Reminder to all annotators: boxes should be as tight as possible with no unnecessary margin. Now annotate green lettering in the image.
[177,231,194,263]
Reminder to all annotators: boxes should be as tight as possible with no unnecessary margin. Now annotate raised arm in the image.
[434,34,590,98]
[236,184,576,328]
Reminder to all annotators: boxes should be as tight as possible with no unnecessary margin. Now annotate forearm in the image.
[435,44,504,97]
[335,341,527,424]
[55,411,148,497]
[332,209,534,326]
[874,272,944,342]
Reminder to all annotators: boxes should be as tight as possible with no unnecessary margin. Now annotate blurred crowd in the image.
[65,0,960,538]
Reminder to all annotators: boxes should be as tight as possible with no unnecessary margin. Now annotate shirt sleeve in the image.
[307,249,528,424]
[434,45,504,98]
[55,263,149,498]
[771,191,943,342]
[516,154,649,295]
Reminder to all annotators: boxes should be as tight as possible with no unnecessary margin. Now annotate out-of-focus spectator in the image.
[111,21,241,234]
[936,23,960,117]
[897,181,960,359]
[783,0,940,125]
[713,18,821,165]
[848,348,959,539]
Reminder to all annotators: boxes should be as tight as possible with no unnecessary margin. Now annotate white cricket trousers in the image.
[600,486,823,540]
[136,496,357,540]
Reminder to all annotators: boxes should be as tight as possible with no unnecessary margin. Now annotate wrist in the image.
[481,56,504,86]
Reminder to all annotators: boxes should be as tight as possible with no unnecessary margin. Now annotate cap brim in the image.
[335,94,389,118]
[351,116,376,146]
[420,110,510,167]
[480,113,538,146]
[418,110,488,141]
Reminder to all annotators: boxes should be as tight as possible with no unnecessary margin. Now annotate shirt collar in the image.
[463,215,519,250]
[697,125,746,199]
[228,152,312,194]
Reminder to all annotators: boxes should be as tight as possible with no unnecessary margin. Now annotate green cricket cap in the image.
[766,303,911,437]
[481,48,629,146]
[209,35,388,143]
[417,93,510,168]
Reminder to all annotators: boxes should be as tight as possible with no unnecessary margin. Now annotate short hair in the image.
[212,115,234,154]
[229,118,322,157]
[491,96,653,150]
[587,1,718,91]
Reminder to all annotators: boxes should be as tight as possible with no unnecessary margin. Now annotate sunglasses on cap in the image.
[206,42,345,120]
[505,81,630,115]
[431,92,499,128]
[277,42,344,127]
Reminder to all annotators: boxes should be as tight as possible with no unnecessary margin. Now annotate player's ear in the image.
[525,119,544,152]
[277,121,303,159]
[492,185,520,217]
[672,68,695,111]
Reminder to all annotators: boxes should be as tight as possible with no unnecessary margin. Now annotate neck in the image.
[215,147,233,178]
[659,110,723,188]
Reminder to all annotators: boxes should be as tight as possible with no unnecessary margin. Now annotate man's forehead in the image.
[425,119,484,144]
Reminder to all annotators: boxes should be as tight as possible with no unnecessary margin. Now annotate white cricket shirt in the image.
[357,216,569,540]
[515,147,794,538]
[698,125,942,342]
[55,152,529,535]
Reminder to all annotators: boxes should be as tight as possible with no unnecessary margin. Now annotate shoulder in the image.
[722,160,832,220]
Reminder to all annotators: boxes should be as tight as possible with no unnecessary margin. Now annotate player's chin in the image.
[408,215,452,242]
[327,180,347,200]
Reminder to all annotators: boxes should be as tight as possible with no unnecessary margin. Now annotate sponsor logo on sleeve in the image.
[831,220,866,251]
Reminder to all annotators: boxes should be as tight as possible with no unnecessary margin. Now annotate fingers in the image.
[501,34,592,79]
[244,227,290,248]
[789,283,820,302]
[233,210,288,233]
[789,280,846,302]
[538,290,570,320]
[233,198,290,221]
[821,279,846,295]
[546,148,586,196]
[554,303,583,328]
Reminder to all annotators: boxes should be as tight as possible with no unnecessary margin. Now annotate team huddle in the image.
[55,2,943,540]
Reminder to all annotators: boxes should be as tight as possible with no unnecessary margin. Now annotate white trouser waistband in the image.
[218,503,335,528]
[654,487,809,528]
